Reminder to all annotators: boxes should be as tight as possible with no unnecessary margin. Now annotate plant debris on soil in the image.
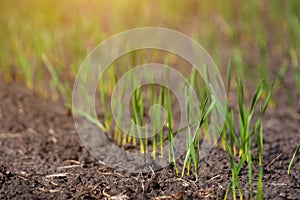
[1,82,300,199]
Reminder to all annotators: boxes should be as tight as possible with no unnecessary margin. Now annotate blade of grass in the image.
[288,145,300,174]
[227,59,232,94]
[166,87,178,175]
[257,122,264,200]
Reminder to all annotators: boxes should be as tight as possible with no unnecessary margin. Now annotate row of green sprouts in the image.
[107,60,291,199]
[97,66,213,177]
[36,54,299,199]
[46,48,300,199]
[92,61,274,199]
[54,53,299,199]
[223,62,271,200]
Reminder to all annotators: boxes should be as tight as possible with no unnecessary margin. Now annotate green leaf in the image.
[288,145,300,174]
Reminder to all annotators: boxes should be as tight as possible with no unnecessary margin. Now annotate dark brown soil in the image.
[1,82,300,199]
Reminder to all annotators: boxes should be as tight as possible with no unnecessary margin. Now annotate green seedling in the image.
[273,62,288,101]
[224,61,272,199]
[42,54,71,105]
[181,85,215,178]
[16,49,33,89]
[256,31,270,87]
[288,145,300,175]
[257,122,264,200]
[224,82,271,199]
[291,49,300,96]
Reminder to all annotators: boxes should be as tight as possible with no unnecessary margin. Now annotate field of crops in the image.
[0,0,299,199]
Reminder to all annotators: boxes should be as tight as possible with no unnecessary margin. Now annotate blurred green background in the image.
[0,0,299,100]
